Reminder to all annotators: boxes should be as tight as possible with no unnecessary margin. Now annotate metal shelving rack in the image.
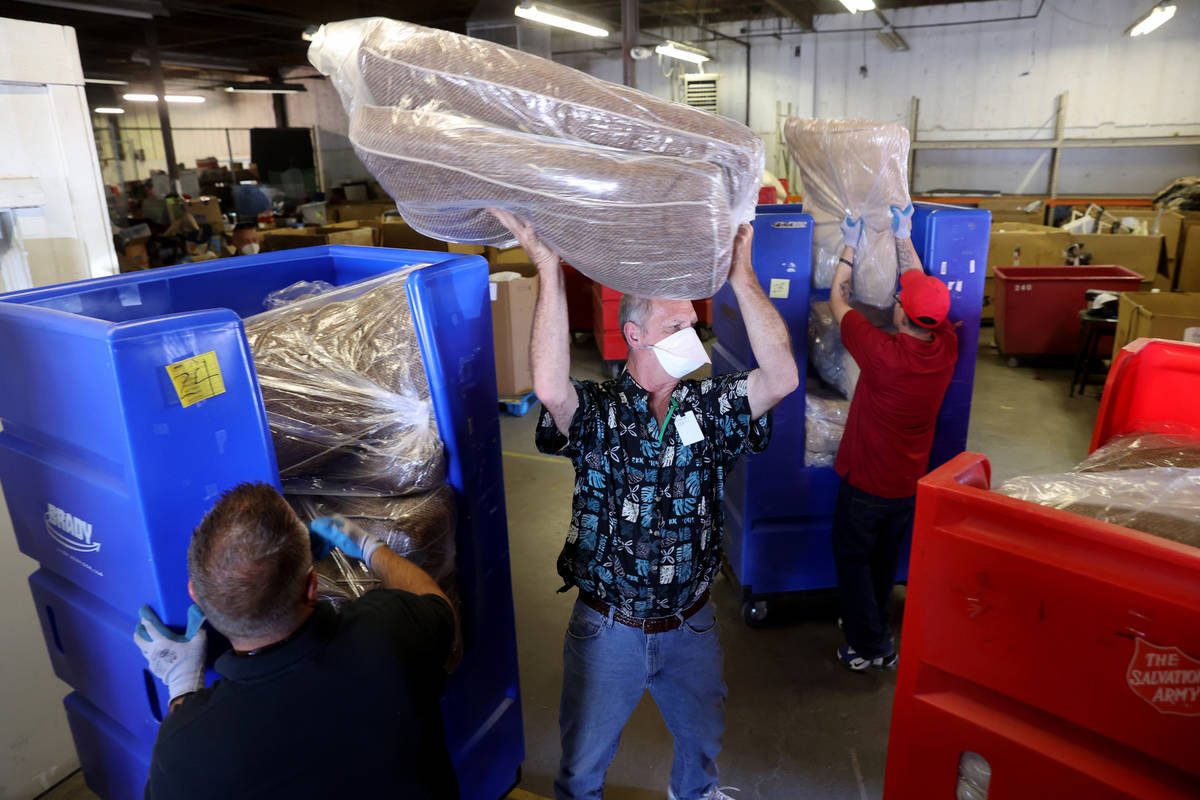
[907,91,1200,197]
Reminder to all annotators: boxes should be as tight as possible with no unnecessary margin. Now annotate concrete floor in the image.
[39,327,1100,800]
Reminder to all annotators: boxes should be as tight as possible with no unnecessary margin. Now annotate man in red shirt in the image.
[827,204,958,671]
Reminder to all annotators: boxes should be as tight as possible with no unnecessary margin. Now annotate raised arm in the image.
[490,209,577,435]
[728,224,799,419]
[829,216,862,325]
[891,203,923,275]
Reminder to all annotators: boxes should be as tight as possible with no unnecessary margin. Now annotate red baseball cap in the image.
[897,271,951,329]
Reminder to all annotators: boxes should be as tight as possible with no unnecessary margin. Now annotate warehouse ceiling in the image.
[10,0,1006,84]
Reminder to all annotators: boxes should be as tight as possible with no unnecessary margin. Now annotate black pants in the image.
[832,477,915,658]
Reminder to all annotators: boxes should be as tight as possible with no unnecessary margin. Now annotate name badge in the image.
[673,411,704,446]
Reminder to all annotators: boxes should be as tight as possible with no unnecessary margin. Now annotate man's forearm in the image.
[829,246,855,323]
[370,547,450,608]
[731,273,798,416]
[530,259,577,431]
[897,237,923,274]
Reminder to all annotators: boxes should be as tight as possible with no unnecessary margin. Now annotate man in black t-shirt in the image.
[134,482,459,799]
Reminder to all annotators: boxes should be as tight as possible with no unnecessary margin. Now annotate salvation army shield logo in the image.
[1126,638,1200,717]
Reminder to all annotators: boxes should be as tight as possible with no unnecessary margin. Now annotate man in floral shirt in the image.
[493,211,798,800]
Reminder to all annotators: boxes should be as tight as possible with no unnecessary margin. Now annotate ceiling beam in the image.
[760,0,813,30]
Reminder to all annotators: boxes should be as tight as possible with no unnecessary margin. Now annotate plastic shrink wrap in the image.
[784,119,911,308]
[307,17,765,300]
[997,429,1200,548]
[804,381,850,467]
[244,272,446,496]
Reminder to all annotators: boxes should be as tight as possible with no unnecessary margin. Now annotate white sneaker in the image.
[668,787,740,800]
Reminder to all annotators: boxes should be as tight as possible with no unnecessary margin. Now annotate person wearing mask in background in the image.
[135,482,459,799]
[827,203,959,671]
[492,209,798,800]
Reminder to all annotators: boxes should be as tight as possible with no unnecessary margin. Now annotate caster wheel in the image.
[742,600,769,627]
[1006,356,1019,368]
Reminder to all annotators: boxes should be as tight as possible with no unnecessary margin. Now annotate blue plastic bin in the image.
[0,246,524,799]
[714,204,990,615]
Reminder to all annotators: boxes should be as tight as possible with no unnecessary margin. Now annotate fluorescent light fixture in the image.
[655,41,712,64]
[514,2,610,37]
[301,25,318,42]
[123,93,206,104]
[876,24,909,51]
[93,107,125,115]
[225,82,306,94]
[837,0,876,12]
[1125,2,1176,36]
[85,77,129,86]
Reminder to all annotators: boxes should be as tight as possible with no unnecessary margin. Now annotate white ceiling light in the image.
[655,41,712,64]
[1125,2,1176,36]
[123,93,206,104]
[93,107,125,114]
[85,77,129,86]
[876,24,909,52]
[837,0,876,12]
[225,82,306,94]
[514,2,610,38]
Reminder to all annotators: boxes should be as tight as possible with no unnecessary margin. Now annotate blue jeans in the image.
[832,477,915,658]
[555,598,726,800]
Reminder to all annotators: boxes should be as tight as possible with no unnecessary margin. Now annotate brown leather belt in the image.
[580,590,710,634]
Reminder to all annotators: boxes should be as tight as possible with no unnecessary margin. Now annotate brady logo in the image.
[44,504,101,553]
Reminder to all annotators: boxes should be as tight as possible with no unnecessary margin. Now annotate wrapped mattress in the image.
[804,380,850,467]
[784,119,911,308]
[308,17,764,300]
[244,271,446,496]
[997,429,1200,548]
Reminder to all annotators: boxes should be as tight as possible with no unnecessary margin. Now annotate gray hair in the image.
[618,295,654,343]
[188,483,312,639]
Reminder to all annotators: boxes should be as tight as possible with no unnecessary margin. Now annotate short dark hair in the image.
[188,483,312,639]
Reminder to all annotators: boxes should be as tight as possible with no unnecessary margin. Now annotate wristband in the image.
[839,257,854,268]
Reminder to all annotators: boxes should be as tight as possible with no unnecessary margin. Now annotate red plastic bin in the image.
[885,337,1200,799]
[592,282,625,362]
[1091,338,1200,451]
[993,265,1143,357]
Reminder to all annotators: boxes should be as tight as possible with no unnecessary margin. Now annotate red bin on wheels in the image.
[992,265,1142,361]
[592,282,625,375]
[885,339,1200,800]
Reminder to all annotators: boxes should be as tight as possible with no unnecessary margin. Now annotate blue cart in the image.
[0,246,524,800]
[714,203,990,624]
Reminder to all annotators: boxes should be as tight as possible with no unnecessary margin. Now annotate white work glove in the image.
[134,604,206,701]
[309,515,384,568]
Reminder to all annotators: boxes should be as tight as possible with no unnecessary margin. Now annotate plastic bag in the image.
[263,279,336,310]
[997,428,1200,548]
[307,17,764,300]
[808,301,859,398]
[244,269,446,495]
[293,486,457,592]
[804,380,849,466]
[784,119,911,308]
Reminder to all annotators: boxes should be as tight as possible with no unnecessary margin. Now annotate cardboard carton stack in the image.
[1113,293,1200,356]
[489,264,539,397]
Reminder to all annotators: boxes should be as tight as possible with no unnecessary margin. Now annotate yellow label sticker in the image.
[165,351,226,408]
[769,278,791,299]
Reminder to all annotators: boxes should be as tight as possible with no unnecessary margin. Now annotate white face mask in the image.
[240,242,261,255]
[638,327,710,379]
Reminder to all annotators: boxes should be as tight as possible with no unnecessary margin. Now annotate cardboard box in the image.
[119,237,150,272]
[325,219,381,246]
[447,242,488,256]
[260,225,374,252]
[981,277,995,321]
[379,221,448,251]
[489,263,539,396]
[182,196,224,232]
[490,245,532,265]
[330,202,395,223]
[1113,292,1200,357]
[987,224,1071,277]
[1175,222,1200,293]
[1074,233,1166,282]
[976,195,1046,225]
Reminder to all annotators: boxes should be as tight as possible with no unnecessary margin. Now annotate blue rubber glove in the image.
[840,216,863,249]
[134,604,206,701]
[309,515,384,568]
[891,203,915,240]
